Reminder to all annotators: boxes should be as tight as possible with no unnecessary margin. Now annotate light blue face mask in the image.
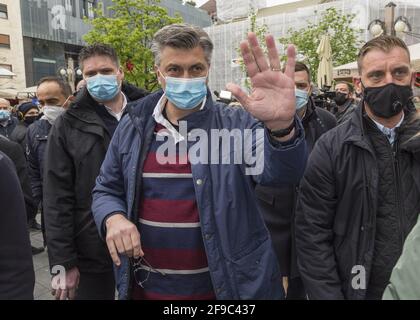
[86,74,120,102]
[162,73,208,110]
[295,88,309,110]
[0,110,10,121]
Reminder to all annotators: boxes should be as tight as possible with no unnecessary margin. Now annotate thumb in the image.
[226,83,250,109]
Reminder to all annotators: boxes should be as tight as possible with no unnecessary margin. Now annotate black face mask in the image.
[24,115,38,125]
[363,83,412,118]
[334,92,348,106]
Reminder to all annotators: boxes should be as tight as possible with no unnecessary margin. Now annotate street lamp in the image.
[368,19,385,37]
[394,16,411,33]
[368,2,411,38]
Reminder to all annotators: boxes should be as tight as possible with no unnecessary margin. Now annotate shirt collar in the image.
[152,94,207,144]
[104,92,127,121]
[370,112,404,145]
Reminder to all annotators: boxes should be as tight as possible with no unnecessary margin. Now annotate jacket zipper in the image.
[392,140,405,248]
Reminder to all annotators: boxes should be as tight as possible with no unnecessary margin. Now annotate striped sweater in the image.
[132,123,215,300]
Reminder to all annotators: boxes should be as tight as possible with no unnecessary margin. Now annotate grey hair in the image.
[151,23,214,66]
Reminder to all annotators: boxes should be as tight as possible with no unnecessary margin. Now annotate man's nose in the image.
[384,72,394,84]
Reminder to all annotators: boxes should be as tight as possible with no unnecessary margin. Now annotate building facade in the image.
[205,0,420,93]
[0,0,26,92]
[1,0,211,91]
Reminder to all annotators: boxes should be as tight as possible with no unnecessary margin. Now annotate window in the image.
[0,4,7,19]
[0,34,10,48]
[81,0,95,19]
[64,0,76,17]
[0,64,12,71]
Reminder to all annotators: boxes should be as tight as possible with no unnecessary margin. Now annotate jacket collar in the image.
[344,99,419,153]
[129,89,213,133]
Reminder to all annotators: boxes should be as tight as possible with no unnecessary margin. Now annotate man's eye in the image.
[370,73,383,80]
[394,70,408,78]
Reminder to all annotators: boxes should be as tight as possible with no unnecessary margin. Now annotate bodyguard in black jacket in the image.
[295,35,420,300]
[0,135,37,225]
[0,151,35,299]
[255,62,336,298]
[43,44,148,300]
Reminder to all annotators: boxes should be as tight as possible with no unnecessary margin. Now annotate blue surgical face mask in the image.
[0,109,10,121]
[86,74,120,102]
[295,88,309,110]
[161,71,208,110]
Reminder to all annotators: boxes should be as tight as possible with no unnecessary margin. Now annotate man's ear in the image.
[118,67,124,81]
[353,77,362,92]
[154,65,162,85]
[411,71,416,87]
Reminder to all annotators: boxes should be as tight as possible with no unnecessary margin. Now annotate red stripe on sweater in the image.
[140,199,199,223]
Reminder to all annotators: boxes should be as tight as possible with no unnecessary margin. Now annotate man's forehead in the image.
[0,100,10,107]
[361,47,410,72]
[336,83,348,89]
[159,46,207,66]
[83,55,118,69]
[294,70,309,82]
[37,82,63,98]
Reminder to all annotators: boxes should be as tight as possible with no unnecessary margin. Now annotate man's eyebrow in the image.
[392,65,410,72]
[366,69,385,77]
[189,63,205,68]
[165,63,181,68]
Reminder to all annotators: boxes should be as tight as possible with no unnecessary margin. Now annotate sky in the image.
[194,0,300,8]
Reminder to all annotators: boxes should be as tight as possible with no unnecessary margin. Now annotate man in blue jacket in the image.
[92,23,307,300]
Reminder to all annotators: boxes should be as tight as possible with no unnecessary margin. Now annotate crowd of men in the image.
[0,23,419,300]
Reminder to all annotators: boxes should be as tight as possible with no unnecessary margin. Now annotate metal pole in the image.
[384,2,396,36]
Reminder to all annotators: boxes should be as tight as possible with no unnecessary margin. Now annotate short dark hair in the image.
[151,23,213,66]
[78,43,120,71]
[357,35,410,74]
[335,81,354,93]
[294,61,311,83]
[37,76,72,97]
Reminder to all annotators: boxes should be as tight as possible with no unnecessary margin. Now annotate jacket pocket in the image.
[231,238,282,299]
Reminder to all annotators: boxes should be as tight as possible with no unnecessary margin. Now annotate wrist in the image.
[265,117,294,131]
[105,212,125,229]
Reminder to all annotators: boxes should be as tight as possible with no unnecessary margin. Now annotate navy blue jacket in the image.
[26,119,51,205]
[92,90,307,300]
[0,116,18,138]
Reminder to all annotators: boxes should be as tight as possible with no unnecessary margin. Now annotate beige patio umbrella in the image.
[317,34,333,89]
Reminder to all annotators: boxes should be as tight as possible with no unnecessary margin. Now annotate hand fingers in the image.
[114,236,125,256]
[122,232,134,257]
[130,230,144,258]
[59,288,68,300]
[248,32,269,72]
[54,288,61,300]
[240,40,259,78]
[226,83,249,109]
[106,238,121,266]
[266,34,281,71]
[284,44,296,80]
[68,287,77,300]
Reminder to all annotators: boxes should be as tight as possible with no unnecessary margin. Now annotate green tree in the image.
[278,7,363,82]
[84,0,182,92]
[237,11,269,91]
